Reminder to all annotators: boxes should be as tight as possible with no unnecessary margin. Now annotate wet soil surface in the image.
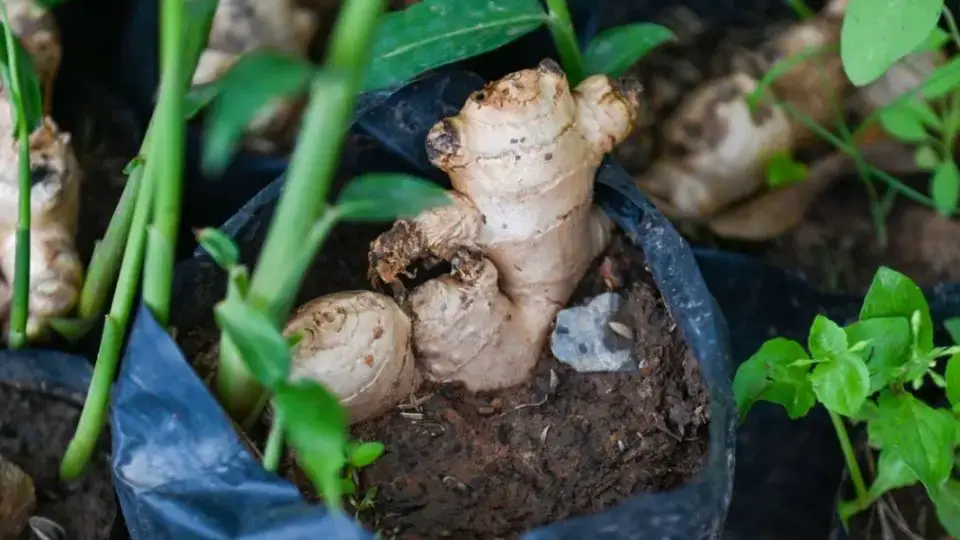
[0,384,115,539]
[758,178,960,293]
[337,233,710,539]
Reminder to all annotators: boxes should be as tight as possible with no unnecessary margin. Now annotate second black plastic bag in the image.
[109,67,737,539]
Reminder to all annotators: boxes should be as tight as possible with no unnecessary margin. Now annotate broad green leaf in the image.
[945,317,960,344]
[583,23,676,78]
[362,0,546,92]
[840,0,944,86]
[839,449,920,522]
[349,441,386,468]
[860,267,934,352]
[913,26,950,54]
[202,50,314,174]
[931,480,960,538]
[336,173,452,222]
[844,317,912,392]
[732,338,816,419]
[915,145,940,170]
[274,380,348,507]
[808,315,848,360]
[932,160,960,216]
[868,391,953,487]
[214,298,292,388]
[810,353,871,416]
[878,102,932,142]
[765,151,808,188]
[945,353,960,407]
[196,228,239,269]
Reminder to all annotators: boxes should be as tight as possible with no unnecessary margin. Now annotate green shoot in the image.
[733,267,960,535]
[543,0,586,85]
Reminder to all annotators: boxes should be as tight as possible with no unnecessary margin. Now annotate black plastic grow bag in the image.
[108,66,737,539]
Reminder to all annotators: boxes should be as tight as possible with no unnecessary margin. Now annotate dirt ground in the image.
[283,233,712,539]
[0,385,116,539]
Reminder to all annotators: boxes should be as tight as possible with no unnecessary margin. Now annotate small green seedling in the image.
[734,267,960,535]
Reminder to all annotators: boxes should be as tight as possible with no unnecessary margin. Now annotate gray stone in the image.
[550,292,637,373]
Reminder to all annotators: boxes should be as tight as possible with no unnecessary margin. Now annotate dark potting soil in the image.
[0,384,116,539]
[338,232,711,539]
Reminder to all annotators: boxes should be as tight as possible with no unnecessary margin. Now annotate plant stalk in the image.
[543,0,587,85]
[215,0,387,423]
[143,0,187,327]
[263,408,284,472]
[60,153,158,480]
[828,410,868,499]
[2,3,31,348]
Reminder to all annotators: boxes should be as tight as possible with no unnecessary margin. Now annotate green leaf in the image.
[808,315,848,360]
[349,441,386,468]
[336,173,452,222]
[861,267,934,353]
[845,317,913,392]
[202,50,314,174]
[180,0,220,90]
[931,160,960,216]
[0,21,43,135]
[945,318,960,344]
[945,353,960,407]
[920,55,960,99]
[185,83,219,120]
[196,228,239,269]
[362,0,546,92]
[765,151,809,188]
[213,298,292,388]
[913,26,951,53]
[868,391,954,487]
[878,102,932,142]
[274,380,348,508]
[931,480,960,538]
[732,338,816,419]
[583,23,676,78]
[840,0,944,86]
[915,145,940,170]
[839,448,920,522]
[35,0,68,8]
[810,353,871,416]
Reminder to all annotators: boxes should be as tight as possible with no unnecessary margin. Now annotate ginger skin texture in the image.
[0,108,82,340]
[368,58,642,391]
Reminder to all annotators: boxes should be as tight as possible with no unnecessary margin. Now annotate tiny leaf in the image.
[583,23,676,78]
[920,55,960,99]
[913,26,951,54]
[860,267,934,353]
[840,0,944,86]
[362,0,546,92]
[945,318,960,344]
[274,380,348,508]
[878,102,931,142]
[336,173,452,222]
[214,298,292,388]
[349,441,386,468]
[844,317,912,392]
[808,315,848,360]
[765,151,809,188]
[202,50,314,174]
[931,160,960,216]
[868,391,953,488]
[732,338,816,419]
[810,353,871,416]
[196,228,239,269]
[915,145,939,170]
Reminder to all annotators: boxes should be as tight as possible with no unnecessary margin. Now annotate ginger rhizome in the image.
[284,59,642,421]
[194,0,318,152]
[0,94,82,340]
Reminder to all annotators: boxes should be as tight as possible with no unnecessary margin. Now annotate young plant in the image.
[734,267,960,535]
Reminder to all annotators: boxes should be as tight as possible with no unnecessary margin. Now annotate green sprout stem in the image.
[543,0,586,86]
[142,0,187,327]
[829,409,868,500]
[215,0,387,423]
[1,3,31,349]
[60,153,157,480]
[263,408,284,472]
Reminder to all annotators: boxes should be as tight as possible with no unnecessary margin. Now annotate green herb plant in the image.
[733,267,960,535]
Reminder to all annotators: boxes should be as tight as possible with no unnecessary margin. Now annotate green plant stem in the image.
[215,0,387,423]
[543,0,586,85]
[59,153,157,480]
[263,408,284,472]
[2,3,30,348]
[828,410,868,500]
[143,0,186,327]
[786,0,814,20]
